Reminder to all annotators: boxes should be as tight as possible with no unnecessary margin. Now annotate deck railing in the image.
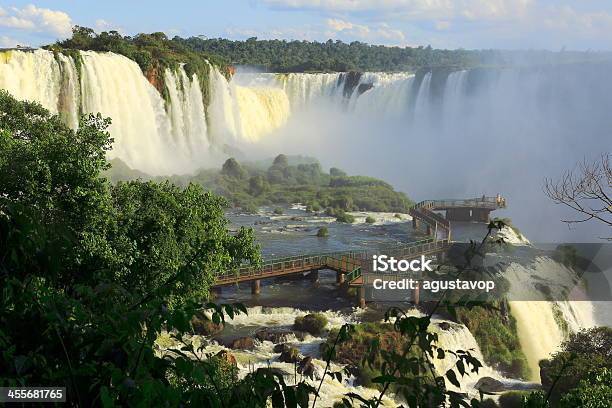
[214,238,449,285]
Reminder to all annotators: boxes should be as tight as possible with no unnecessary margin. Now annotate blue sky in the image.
[1,1,612,50]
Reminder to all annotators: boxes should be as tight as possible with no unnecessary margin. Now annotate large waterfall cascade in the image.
[0,49,425,174]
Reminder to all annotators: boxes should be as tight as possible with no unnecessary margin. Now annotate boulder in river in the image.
[255,328,295,343]
[231,336,255,350]
[293,313,328,336]
[191,312,224,336]
[438,322,451,331]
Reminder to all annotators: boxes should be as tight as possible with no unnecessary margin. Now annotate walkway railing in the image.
[214,238,449,286]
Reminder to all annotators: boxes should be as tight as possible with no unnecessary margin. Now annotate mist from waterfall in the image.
[2,48,611,241]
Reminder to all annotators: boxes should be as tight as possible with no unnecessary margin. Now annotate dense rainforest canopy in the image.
[174,36,607,73]
[45,26,609,76]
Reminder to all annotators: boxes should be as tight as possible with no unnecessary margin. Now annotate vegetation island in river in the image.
[108,154,414,217]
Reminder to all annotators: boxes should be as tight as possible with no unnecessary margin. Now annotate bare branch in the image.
[544,153,612,239]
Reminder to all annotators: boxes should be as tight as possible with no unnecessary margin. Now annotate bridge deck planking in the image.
[213,196,504,288]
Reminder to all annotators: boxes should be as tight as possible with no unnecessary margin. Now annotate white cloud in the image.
[0,35,24,47]
[435,20,451,31]
[0,4,72,38]
[94,18,125,34]
[541,5,612,35]
[261,0,612,48]
[326,18,406,43]
[263,0,533,21]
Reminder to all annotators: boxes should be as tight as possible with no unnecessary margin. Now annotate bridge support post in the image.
[251,279,261,295]
[358,286,366,308]
[412,217,420,230]
[438,251,446,263]
[426,224,432,236]
[413,283,420,305]
[310,270,319,286]
[336,272,345,284]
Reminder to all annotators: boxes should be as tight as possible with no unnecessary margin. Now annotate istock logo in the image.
[372,255,433,272]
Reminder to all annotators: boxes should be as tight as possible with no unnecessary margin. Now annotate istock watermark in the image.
[372,254,433,272]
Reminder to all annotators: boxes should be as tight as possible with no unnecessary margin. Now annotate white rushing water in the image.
[505,257,597,380]
[157,306,403,407]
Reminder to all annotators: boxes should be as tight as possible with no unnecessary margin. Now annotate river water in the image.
[156,205,607,406]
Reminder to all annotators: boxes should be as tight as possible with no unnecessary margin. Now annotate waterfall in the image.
[163,67,209,158]
[277,72,343,109]
[0,49,79,125]
[413,72,432,123]
[506,257,597,381]
[0,49,215,175]
[233,85,290,142]
[157,306,402,407]
[442,70,468,132]
[433,321,506,395]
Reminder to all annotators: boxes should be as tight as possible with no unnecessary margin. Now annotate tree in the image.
[544,154,611,240]
[559,367,612,408]
[539,327,612,406]
[0,92,265,406]
[272,154,289,168]
[330,167,347,177]
[248,175,268,196]
[220,157,247,179]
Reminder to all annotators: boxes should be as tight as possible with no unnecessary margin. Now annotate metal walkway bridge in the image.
[213,196,506,305]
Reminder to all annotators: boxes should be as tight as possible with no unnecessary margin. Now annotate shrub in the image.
[365,216,375,224]
[335,211,355,224]
[457,305,529,379]
[540,327,612,405]
[294,313,328,335]
[559,367,612,408]
[499,391,530,408]
[273,207,284,215]
[394,213,402,219]
[316,227,329,237]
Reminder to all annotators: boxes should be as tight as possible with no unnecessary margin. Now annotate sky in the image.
[1,0,612,50]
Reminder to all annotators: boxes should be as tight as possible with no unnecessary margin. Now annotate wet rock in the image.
[475,377,506,393]
[293,313,328,336]
[255,328,294,343]
[279,346,300,363]
[191,313,224,336]
[231,336,255,350]
[216,350,237,366]
[438,322,451,331]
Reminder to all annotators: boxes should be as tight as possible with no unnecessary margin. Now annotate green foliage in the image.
[539,327,612,406]
[559,367,612,408]
[316,227,329,237]
[365,216,375,224]
[174,36,494,72]
[330,167,347,177]
[294,313,328,335]
[112,155,414,214]
[499,391,530,408]
[273,207,284,215]
[456,305,530,379]
[0,93,318,407]
[109,180,260,305]
[335,211,356,224]
[221,157,247,180]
